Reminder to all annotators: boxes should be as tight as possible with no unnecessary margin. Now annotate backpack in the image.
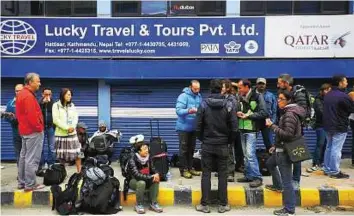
[256,150,271,176]
[80,177,122,214]
[119,147,134,178]
[44,164,67,186]
[51,172,83,215]
[293,85,312,121]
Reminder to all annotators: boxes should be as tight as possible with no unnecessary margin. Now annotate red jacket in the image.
[16,86,44,135]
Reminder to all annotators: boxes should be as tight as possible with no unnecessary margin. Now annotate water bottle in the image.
[166,171,172,182]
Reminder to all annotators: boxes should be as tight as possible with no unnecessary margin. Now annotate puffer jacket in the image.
[175,87,202,132]
[52,101,78,137]
[270,104,306,148]
[127,154,158,182]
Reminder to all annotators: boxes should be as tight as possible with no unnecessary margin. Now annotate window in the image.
[1,1,43,16]
[142,0,167,16]
[112,1,141,16]
[170,1,196,16]
[294,1,321,14]
[45,1,97,17]
[322,1,348,14]
[196,1,226,16]
[266,1,292,15]
[240,1,265,16]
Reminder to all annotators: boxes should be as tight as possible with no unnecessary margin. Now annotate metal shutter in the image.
[1,78,98,161]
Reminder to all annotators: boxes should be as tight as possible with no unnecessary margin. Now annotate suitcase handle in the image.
[150,118,160,137]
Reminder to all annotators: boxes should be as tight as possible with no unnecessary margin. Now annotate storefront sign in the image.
[265,15,354,58]
[0,17,265,58]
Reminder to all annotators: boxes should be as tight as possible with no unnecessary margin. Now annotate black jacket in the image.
[292,85,311,119]
[324,87,354,133]
[313,94,324,129]
[127,154,158,183]
[39,98,54,128]
[196,94,238,145]
[271,104,306,148]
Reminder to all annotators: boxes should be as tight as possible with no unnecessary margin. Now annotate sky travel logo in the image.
[0,19,37,55]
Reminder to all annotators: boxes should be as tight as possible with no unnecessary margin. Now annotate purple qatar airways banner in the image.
[0,17,265,58]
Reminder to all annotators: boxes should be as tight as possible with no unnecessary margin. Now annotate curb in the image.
[2,187,354,208]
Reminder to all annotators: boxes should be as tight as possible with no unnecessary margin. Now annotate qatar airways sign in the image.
[265,15,354,58]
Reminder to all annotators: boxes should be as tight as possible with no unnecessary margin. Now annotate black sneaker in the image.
[265,184,283,193]
[273,208,295,216]
[249,179,263,188]
[330,172,350,179]
[237,177,252,183]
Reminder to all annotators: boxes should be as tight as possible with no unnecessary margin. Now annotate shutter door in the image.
[1,78,98,161]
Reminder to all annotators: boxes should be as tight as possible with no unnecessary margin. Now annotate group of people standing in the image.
[3,73,82,191]
[175,74,353,215]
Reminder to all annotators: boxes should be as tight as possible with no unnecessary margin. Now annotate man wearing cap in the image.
[256,78,277,151]
[89,120,109,142]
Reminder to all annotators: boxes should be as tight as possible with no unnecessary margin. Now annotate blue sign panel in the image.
[0,17,265,58]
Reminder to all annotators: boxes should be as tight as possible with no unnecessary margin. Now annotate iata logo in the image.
[0,19,37,55]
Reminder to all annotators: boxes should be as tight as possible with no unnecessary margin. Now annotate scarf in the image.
[135,153,149,165]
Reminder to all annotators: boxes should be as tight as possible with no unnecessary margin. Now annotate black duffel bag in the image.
[44,163,67,186]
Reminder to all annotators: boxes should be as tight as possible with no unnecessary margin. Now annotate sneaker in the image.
[306,165,319,173]
[189,169,201,176]
[330,172,350,179]
[237,177,252,183]
[17,185,24,190]
[273,208,295,216]
[227,176,235,182]
[181,170,193,179]
[265,185,283,193]
[195,204,211,213]
[149,202,163,213]
[24,184,45,192]
[249,179,263,188]
[134,204,145,214]
[292,181,300,190]
[218,204,231,213]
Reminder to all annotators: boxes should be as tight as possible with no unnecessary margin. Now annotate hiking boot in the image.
[330,171,350,179]
[273,208,295,216]
[181,170,193,179]
[189,169,201,176]
[149,202,163,213]
[249,179,263,188]
[227,176,235,182]
[218,204,231,213]
[24,184,45,192]
[134,204,145,214]
[237,177,252,183]
[195,204,211,213]
[265,185,283,193]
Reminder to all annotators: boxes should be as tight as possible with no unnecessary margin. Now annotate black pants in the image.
[201,144,228,206]
[227,143,235,176]
[351,120,354,165]
[178,131,196,172]
[234,132,244,170]
[260,127,272,151]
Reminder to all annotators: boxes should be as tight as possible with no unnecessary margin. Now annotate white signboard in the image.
[265,15,354,58]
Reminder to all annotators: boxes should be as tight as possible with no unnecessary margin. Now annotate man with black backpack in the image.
[277,74,312,189]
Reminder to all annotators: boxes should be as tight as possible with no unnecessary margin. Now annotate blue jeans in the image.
[266,152,295,213]
[323,132,347,175]
[40,127,56,167]
[240,132,262,180]
[313,128,327,166]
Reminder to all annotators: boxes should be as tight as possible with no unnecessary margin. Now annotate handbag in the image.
[44,163,67,186]
[283,136,312,163]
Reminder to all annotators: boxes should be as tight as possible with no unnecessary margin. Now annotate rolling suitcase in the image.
[149,119,169,181]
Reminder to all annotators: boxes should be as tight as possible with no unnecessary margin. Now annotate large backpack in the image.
[44,163,67,186]
[119,147,134,178]
[51,172,83,215]
[149,119,169,181]
[293,85,313,121]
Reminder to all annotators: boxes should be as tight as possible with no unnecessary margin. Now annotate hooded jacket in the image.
[52,101,78,137]
[175,87,202,132]
[196,94,238,145]
[270,104,306,148]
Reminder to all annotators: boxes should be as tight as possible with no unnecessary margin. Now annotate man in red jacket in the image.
[16,72,45,191]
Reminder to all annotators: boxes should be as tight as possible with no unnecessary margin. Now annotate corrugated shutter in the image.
[110,79,352,158]
[1,78,98,161]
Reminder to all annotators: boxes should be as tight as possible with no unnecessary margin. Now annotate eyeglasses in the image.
[278,98,287,101]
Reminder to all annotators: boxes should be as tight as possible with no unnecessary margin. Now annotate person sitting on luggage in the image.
[88,120,108,142]
[127,142,163,214]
